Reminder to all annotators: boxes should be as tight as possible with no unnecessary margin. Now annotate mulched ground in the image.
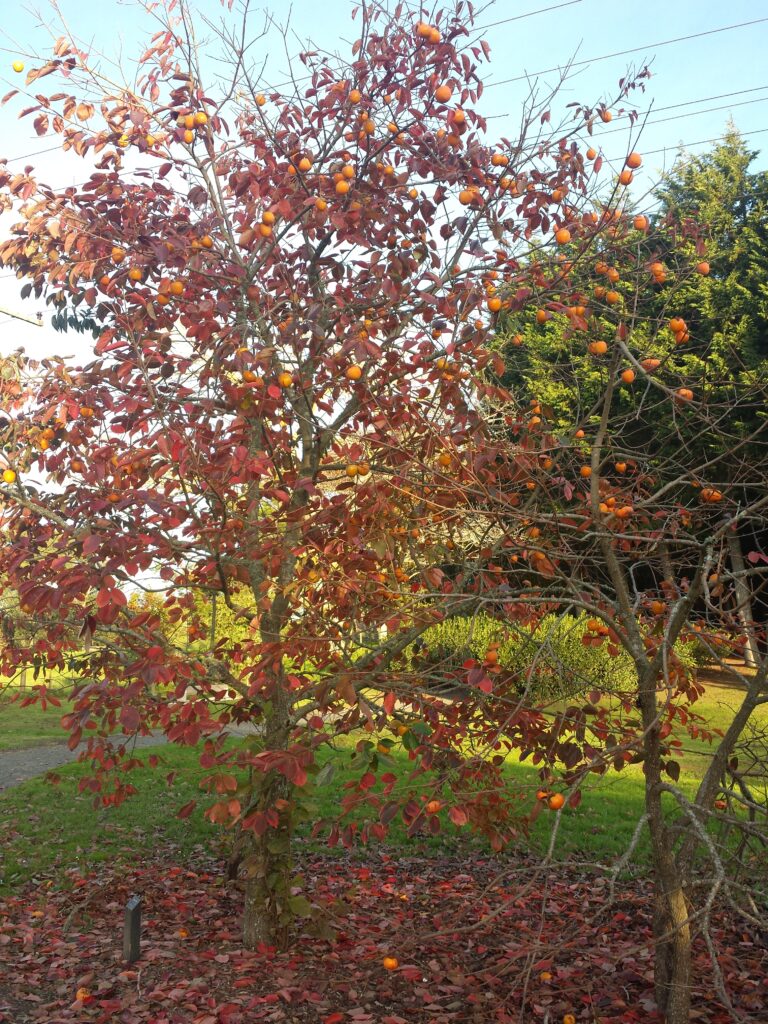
[0,847,765,1024]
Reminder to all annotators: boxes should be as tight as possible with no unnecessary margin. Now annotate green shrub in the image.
[412,613,699,700]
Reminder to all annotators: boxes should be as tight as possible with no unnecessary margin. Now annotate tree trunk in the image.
[651,859,692,1024]
[726,527,760,668]
[639,666,693,1023]
[240,680,294,950]
[241,770,293,949]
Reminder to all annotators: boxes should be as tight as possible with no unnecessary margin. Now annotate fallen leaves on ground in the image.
[0,846,765,1023]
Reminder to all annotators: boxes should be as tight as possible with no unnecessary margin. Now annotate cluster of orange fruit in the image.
[102,244,206,302]
[415,20,442,43]
[537,789,566,811]
[176,109,208,145]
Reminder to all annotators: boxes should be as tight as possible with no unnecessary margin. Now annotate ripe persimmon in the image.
[633,214,649,231]
[696,261,710,275]
[618,169,633,186]
[277,371,293,388]
[555,227,571,245]
[194,110,208,126]
[548,793,565,810]
[588,341,608,356]
[383,956,399,970]
[111,246,126,263]
[335,180,351,195]
[127,267,143,281]
[640,357,661,372]
[626,152,642,169]
[579,465,592,478]
[487,296,502,313]
[2,469,17,484]
[621,368,635,384]
[434,83,452,103]
[700,487,723,503]
[345,364,363,381]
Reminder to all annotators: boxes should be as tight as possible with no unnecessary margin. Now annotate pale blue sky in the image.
[0,0,765,355]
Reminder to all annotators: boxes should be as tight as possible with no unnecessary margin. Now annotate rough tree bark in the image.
[638,665,692,1024]
[240,682,293,949]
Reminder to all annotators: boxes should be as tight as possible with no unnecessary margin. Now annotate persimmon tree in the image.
[0,0,656,952]
[472,182,768,1022]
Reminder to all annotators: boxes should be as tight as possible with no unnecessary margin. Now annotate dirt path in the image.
[0,726,260,792]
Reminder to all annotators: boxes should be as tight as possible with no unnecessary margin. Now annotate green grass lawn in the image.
[0,695,75,750]
[1,680,765,895]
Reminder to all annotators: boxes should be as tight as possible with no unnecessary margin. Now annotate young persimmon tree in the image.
[0,0,652,949]
[475,186,768,1023]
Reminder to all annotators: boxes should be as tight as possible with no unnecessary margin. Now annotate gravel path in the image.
[0,735,171,792]
[0,726,260,792]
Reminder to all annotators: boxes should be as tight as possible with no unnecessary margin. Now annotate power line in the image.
[473,0,583,32]
[485,17,768,87]
[485,83,768,123]
[622,84,768,119]
[0,144,63,165]
[592,95,768,138]
[606,126,768,164]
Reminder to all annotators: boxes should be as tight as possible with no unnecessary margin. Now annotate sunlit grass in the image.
[1,679,764,893]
